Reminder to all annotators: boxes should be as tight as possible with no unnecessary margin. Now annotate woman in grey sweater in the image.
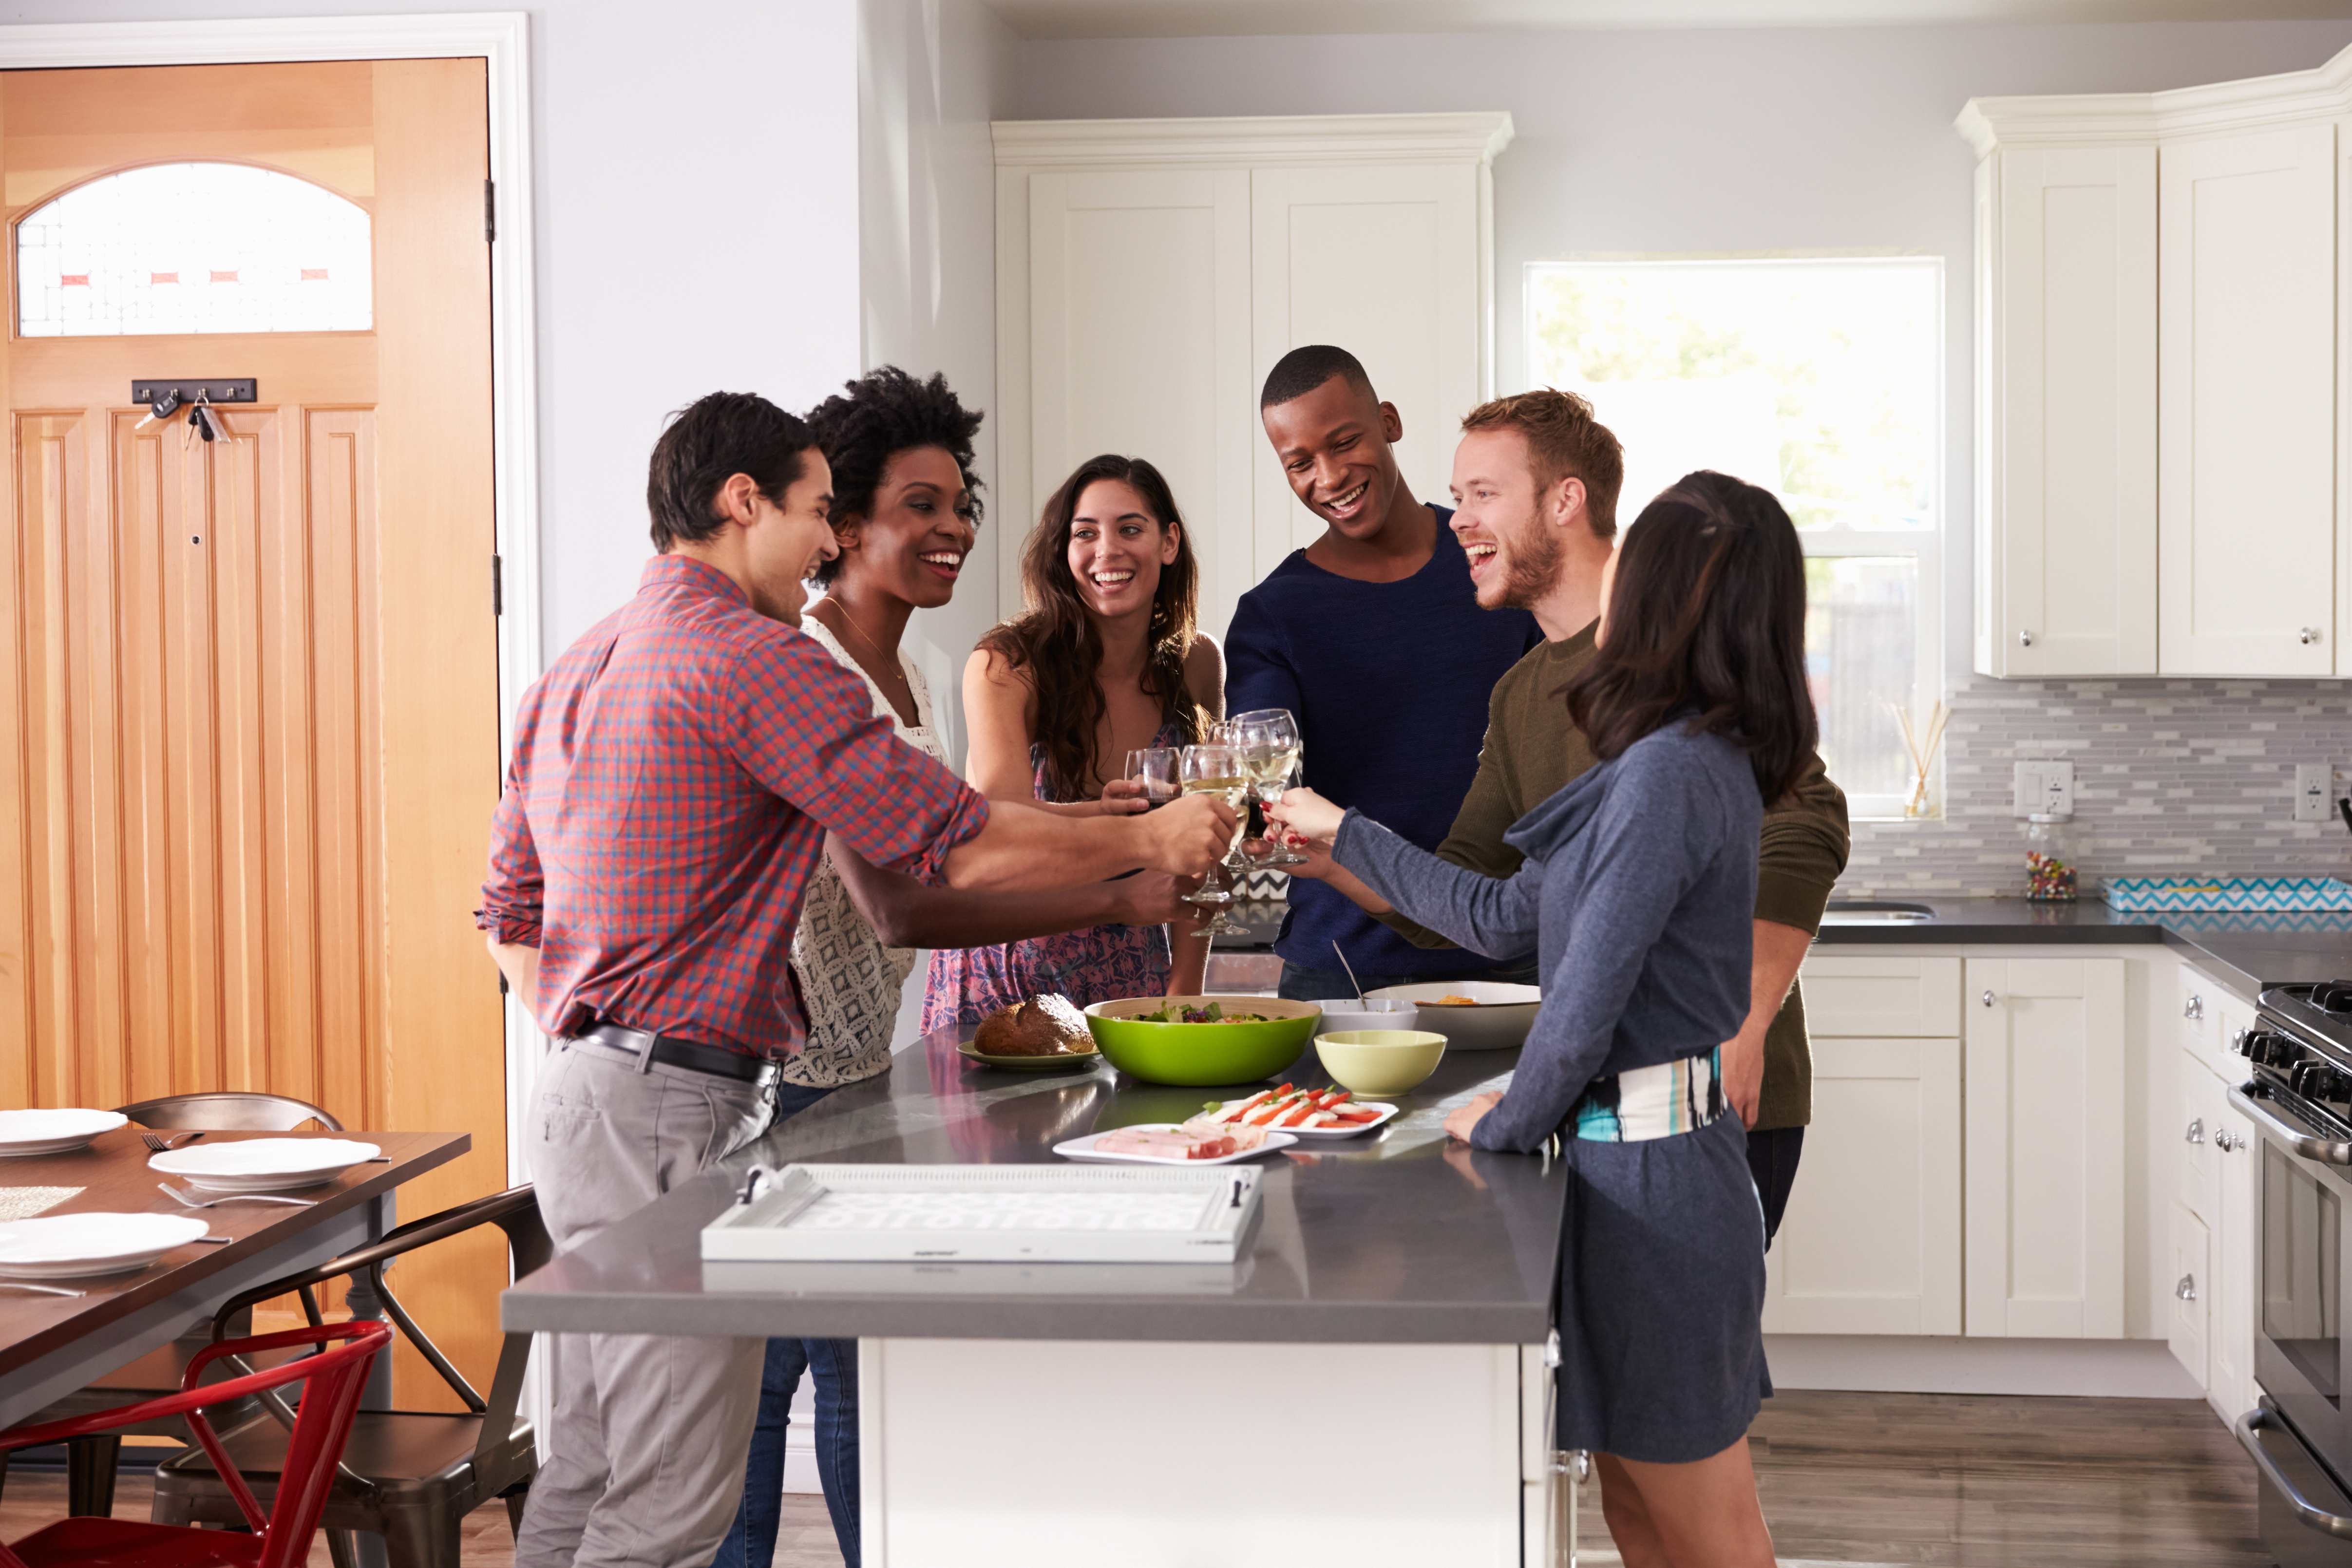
[1271,472,1816,1568]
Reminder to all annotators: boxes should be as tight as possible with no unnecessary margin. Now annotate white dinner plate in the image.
[1053,1126,1297,1168]
[1206,1099,1399,1139]
[0,1109,128,1158]
[149,1137,381,1192]
[0,1212,209,1278]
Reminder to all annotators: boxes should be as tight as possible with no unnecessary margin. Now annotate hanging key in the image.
[189,392,218,444]
[134,390,182,431]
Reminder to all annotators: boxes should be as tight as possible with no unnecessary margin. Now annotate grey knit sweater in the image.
[1332,720,1761,1153]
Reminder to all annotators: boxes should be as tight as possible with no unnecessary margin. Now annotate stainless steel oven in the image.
[2232,984,2352,1566]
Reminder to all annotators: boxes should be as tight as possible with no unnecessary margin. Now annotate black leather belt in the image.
[572,1022,781,1086]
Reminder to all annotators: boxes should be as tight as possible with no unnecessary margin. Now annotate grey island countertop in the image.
[502,1029,1567,1346]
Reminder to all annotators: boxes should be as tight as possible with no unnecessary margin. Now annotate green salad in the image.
[1132,1001,1274,1025]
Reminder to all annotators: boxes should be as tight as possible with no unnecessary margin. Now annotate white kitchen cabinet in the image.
[2169,963,2262,1422]
[2167,1199,2212,1385]
[1964,958,2126,1338]
[1762,1037,1962,1335]
[2158,123,2338,677]
[1767,956,1964,1336]
[993,114,1512,643]
[1968,144,2157,678]
[1959,50,2352,679]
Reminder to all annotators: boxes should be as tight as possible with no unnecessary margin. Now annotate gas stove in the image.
[2236,984,2352,1132]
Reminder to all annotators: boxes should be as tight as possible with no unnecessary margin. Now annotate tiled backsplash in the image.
[1840,677,2352,899]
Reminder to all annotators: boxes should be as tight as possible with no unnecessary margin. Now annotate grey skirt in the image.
[1553,1111,1769,1463]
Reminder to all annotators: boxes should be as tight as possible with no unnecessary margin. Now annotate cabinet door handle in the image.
[2301,627,2323,645]
[2176,1274,2198,1302]
[2186,1117,2205,1145]
[2218,1130,2244,1153]
[1982,989,1997,1008]
[2184,994,2204,1021]
[2018,630,2035,647]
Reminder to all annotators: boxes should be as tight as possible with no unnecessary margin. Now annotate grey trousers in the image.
[513,1041,774,1568]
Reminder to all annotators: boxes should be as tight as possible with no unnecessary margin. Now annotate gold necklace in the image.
[820,598,912,695]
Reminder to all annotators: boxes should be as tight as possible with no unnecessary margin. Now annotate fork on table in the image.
[138,1131,203,1153]
[156,1182,315,1210]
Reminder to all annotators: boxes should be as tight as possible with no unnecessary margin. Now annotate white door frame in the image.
[0,13,546,1188]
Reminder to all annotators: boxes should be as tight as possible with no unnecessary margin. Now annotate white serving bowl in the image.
[0,1109,127,1158]
[1364,982,1542,1051]
[150,1137,381,1193]
[0,1212,209,1278]
[1315,998,1421,1038]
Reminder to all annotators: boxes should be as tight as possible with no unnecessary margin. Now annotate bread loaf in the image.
[973,994,1095,1057]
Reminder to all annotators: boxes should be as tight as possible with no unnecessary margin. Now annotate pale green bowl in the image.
[1082,996,1322,1087]
[1314,1030,1448,1096]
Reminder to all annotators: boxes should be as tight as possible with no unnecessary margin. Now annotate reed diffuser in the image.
[1891,699,1950,819]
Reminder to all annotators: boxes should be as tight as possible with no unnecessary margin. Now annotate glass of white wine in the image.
[1178,742,1249,937]
[1228,709,1306,867]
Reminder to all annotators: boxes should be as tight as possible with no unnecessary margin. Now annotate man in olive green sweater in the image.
[1294,389,1849,1239]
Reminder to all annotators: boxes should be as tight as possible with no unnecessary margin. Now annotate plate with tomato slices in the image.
[1198,1084,1399,1139]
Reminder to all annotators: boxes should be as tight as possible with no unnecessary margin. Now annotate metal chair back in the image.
[115,1091,344,1132]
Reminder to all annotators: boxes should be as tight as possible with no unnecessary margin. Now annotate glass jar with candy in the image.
[2023,813,2080,902]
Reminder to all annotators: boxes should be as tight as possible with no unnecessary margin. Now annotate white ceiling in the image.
[991,0,2352,40]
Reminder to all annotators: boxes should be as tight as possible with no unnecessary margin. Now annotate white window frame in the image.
[1523,254,1944,822]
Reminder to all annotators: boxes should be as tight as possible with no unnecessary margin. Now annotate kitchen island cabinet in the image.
[504,1029,1572,1568]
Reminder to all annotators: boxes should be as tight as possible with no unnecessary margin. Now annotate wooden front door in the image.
[0,60,506,1404]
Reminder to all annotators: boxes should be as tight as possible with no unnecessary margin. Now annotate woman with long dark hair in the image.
[921,453,1221,1028]
[1270,471,1814,1568]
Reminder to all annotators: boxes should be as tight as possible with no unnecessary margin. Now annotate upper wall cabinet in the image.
[993,114,1513,643]
[1959,47,2352,680]
[1967,144,2157,678]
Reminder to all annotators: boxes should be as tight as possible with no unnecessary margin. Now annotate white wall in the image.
[1011,19,2352,686]
[860,0,1023,770]
[10,0,863,658]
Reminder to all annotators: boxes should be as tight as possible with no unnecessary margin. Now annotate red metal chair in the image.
[0,1321,390,1568]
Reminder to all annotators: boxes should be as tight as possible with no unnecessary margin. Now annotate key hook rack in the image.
[131,378,257,444]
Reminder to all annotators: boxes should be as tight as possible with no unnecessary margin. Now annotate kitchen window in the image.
[1526,256,1942,820]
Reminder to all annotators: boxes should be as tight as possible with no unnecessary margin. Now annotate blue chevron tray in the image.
[2105,876,2352,913]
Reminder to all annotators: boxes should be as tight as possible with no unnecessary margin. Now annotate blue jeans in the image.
[1276,953,1541,1001]
[715,1082,860,1568]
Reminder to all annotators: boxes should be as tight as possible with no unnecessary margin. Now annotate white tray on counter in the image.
[701,1163,1262,1265]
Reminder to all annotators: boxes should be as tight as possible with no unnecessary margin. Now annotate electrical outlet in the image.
[2013,760,2076,817]
[2295,763,2334,823]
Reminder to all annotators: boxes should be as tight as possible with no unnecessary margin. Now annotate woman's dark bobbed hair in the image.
[803,366,985,586]
[1561,470,1818,804]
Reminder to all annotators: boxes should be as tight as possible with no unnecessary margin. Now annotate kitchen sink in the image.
[1819,901,1936,925]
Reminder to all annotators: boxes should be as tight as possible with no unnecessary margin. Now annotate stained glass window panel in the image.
[18,162,371,337]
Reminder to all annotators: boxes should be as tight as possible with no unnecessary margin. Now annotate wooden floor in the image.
[0,1391,2267,1567]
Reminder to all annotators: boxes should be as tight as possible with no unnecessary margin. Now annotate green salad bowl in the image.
[1082,996,1323,1087]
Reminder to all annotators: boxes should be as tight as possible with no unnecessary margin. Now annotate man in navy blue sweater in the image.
[1225,345,1542,1001]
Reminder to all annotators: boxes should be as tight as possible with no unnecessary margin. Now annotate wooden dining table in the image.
[0,1125,469,1430]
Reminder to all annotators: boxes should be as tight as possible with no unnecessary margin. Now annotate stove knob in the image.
[2233,1028,2256,1057]
[2257,1034,2300,1070]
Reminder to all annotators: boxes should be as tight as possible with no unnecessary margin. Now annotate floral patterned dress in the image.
[919,721,1180,1031]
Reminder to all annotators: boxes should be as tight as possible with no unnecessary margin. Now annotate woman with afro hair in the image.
[717,368,1198,1568]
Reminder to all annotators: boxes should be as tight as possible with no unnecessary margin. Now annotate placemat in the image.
[0,1187,81,1222]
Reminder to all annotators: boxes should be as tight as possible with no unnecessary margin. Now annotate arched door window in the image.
[18,161,372,337]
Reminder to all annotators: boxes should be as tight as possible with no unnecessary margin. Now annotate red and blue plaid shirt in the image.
[478,554,989,1057]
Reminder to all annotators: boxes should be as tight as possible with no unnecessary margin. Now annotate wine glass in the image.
[1125,747,1180,809]
[1177,743,1249,938]
[1229,709,1306,867]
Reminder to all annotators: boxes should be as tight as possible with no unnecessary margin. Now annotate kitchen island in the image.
[504,1026,1571,1567]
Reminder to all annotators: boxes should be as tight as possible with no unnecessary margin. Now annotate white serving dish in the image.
[1316,999,1420,1037]
[0,1212,209,1278]
[149,1137,381,1192]
[703,1163,1265,1264]
[0,1109,127,1158]
[1054,1126,1298,1167]
[1208,1098,1398,1139]
[1365,981,1542,1051]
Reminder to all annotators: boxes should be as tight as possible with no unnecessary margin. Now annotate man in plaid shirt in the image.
[483,392,1230,1568]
